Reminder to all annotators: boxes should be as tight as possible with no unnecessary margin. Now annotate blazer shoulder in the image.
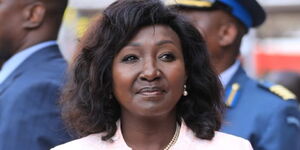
[210,132,253,150]
[51,134,104,150]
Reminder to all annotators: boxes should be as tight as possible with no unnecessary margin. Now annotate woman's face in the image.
[112,25,186,118]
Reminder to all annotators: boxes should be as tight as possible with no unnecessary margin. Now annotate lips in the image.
[137,86,166,97]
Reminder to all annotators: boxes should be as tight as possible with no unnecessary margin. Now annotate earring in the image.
[183,84,188,96]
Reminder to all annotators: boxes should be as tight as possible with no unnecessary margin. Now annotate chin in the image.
[135,106,175,119]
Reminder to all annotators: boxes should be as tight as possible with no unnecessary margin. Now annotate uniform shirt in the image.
[219,60,240,88]
[0,41,57,84]
[51,121,253,150]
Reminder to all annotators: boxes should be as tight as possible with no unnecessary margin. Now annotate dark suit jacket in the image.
[221,66,300,150]
[0,45,72,150]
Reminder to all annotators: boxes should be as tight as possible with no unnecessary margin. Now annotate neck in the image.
[213,58,236,75]
[14,40,56,57]
[211,48,238,74]
[120,111,178,150]
[0,61,4,69]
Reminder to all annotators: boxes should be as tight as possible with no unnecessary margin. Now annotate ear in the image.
[218,22,238,47]
[22,2,46,29]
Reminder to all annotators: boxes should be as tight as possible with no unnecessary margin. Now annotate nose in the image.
[139,60,161,82]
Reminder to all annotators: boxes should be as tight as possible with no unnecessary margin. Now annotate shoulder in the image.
[232,69,295,101]
[242,74,296,100]
[235,75,297,105]
[25,46,67,75]
[209,131,252,149]
[183,131,252,150]
[4,76,64,105]
[51,134,105,150]
[228,77,300,115]
[21,58,67,85]
[250,80,299,109]
[187,131,252,150]
[256,81,296,101]
[177,123,252,150]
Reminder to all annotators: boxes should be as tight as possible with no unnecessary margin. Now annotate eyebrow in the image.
[127,40,175,47]
[156,40,176,46]
[127,42,140,47]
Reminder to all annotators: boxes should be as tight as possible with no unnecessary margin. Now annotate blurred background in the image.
[58,0,300,79]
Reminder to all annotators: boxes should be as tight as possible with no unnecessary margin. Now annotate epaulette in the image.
[258,82,296,101]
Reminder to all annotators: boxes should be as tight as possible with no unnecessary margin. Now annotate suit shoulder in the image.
[29,47,67,72]
[23,56,67,82]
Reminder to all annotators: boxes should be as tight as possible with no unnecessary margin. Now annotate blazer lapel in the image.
[0,70,23,96]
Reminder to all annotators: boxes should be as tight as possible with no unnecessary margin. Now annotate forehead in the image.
[179,9,227,32]
[180,9,218,23]
[129,25,181,43]
[0,2,14,11]
[1,0,28,7]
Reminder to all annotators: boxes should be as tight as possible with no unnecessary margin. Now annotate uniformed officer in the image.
[167,0,300,149]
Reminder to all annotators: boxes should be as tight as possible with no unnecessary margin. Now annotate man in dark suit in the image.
[0,0,72,149]
[168,0,300,149]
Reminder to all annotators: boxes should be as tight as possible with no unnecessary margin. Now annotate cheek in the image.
[163,62,186,95]
[112,64,137,101]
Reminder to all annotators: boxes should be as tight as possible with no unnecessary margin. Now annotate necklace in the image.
[163,124,180,150]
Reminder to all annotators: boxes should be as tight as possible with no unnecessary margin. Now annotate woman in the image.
[53,0,252,149]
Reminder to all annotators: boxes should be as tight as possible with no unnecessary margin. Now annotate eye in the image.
[121,54,139,63]
[159,53,176,62]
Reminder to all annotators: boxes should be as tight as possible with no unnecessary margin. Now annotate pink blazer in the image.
[52,122,253,150]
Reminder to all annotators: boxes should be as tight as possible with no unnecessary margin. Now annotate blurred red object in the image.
[255,46,300,77]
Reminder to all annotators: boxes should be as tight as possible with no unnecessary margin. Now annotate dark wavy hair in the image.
[61,0,224,141]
